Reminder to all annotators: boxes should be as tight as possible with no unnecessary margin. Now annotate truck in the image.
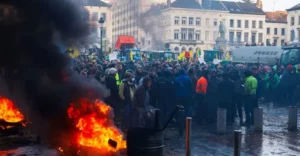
[231,46,282,66]
[280,42,300,66]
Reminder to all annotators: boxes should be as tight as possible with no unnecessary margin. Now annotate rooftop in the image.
[287,3,300,12]
[171,0,203,9]
[82,0,111,7]
[170,0,264,15]
[265,11,287,23]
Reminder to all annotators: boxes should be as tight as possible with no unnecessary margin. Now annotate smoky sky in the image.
[0,0,109,146]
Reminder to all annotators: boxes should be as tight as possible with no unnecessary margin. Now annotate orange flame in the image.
[0,96,24,123]
[67,99,126,152]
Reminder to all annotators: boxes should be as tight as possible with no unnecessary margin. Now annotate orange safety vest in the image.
[196,76,208,94]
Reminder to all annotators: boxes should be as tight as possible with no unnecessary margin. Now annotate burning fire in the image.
[0,96,24,123]
[67,99,126,152]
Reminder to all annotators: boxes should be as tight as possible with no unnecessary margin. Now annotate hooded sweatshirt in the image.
[174,69,193,97]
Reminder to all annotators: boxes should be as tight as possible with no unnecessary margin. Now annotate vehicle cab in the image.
[281,42,300,66]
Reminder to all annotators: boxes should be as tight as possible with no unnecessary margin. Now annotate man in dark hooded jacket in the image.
[174,68,193,117]
[155,68,176,126]
[206,69,219,123]
[218,72,235,124]
[133,76,153,127]
[231,70,244,125]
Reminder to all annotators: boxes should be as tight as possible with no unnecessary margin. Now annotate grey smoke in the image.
[0,0,109,146]
[139,3,166,50]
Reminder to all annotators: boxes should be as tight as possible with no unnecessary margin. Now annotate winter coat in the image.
[133,85,150,110]
[218,78,235,104]
[119,80,136,105]
[174,74,193,98]
[244,76,258,95]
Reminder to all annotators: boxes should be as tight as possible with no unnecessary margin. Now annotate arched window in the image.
[188,47,193,51]
[181,46,186,52]
[174,47,179,51]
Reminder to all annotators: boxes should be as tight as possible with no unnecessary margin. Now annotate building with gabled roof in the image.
[265,11,288,46]
[157,0,266,52]
[287,3,300,42]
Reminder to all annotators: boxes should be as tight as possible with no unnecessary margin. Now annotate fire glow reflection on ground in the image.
[67,99,126,153]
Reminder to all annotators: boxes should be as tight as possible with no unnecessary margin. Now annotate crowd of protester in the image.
[71,55,300,131]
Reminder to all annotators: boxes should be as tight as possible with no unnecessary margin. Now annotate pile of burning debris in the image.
[0,96,127,156]
[58,98,127,156]
[0,96,27,136]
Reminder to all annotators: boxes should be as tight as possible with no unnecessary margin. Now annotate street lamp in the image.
[98,17,105,59]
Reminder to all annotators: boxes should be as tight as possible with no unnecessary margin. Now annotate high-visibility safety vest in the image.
[196,76,208,94]
[115,73,121,86]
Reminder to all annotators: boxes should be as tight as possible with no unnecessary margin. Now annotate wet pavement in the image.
[1,105,300,156]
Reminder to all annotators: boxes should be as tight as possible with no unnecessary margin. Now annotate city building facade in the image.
[111,0,162,49]
[265,11,288,46]
[159,0,266,52]
[83,0,112,51]
[160,1,229,52]
[287,3,300,42]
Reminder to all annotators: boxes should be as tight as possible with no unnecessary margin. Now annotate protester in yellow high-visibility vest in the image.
[130,50,133,61]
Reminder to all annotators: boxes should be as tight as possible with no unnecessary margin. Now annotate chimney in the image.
[167,0,171,7]
[256,0,263,9]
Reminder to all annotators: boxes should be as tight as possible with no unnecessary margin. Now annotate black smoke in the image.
[0,0,109,146]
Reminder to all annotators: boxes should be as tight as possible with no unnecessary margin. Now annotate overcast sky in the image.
[225,0,299,11]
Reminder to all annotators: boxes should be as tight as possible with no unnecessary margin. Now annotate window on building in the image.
[237,32,241,42]
[245,20,249,28]
[229,32,234,43]
[148,40,151,45]
[266,39,270,45]
[188,29,194,40]
[189,17,194,25]
[174,30,179,39]
[281,28,285,36]
[251,32,256,44]
[196,18,201,26]
[258,33,263,43]
[206,18,209,27]
[274,28,278,35]
[175,16,179,25]
[101,13,107,21]
[291,17,295,26]
[91,26,98,37]
[252,20,256,28]
[273,39,278,46]
[281,39,285,46]
[213,31,218,40]
[92,12,98,21]
[230,19,234,27]
[182,17,187,25]
[259,21,263,29]
[267,28,270,34]
[195,31,201,40]
[205,31,209,41]
[244,32,249,42]
[213,19,218,26]
[237,20,241,28]
[181,29,187,40]
[298,16,300,25]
